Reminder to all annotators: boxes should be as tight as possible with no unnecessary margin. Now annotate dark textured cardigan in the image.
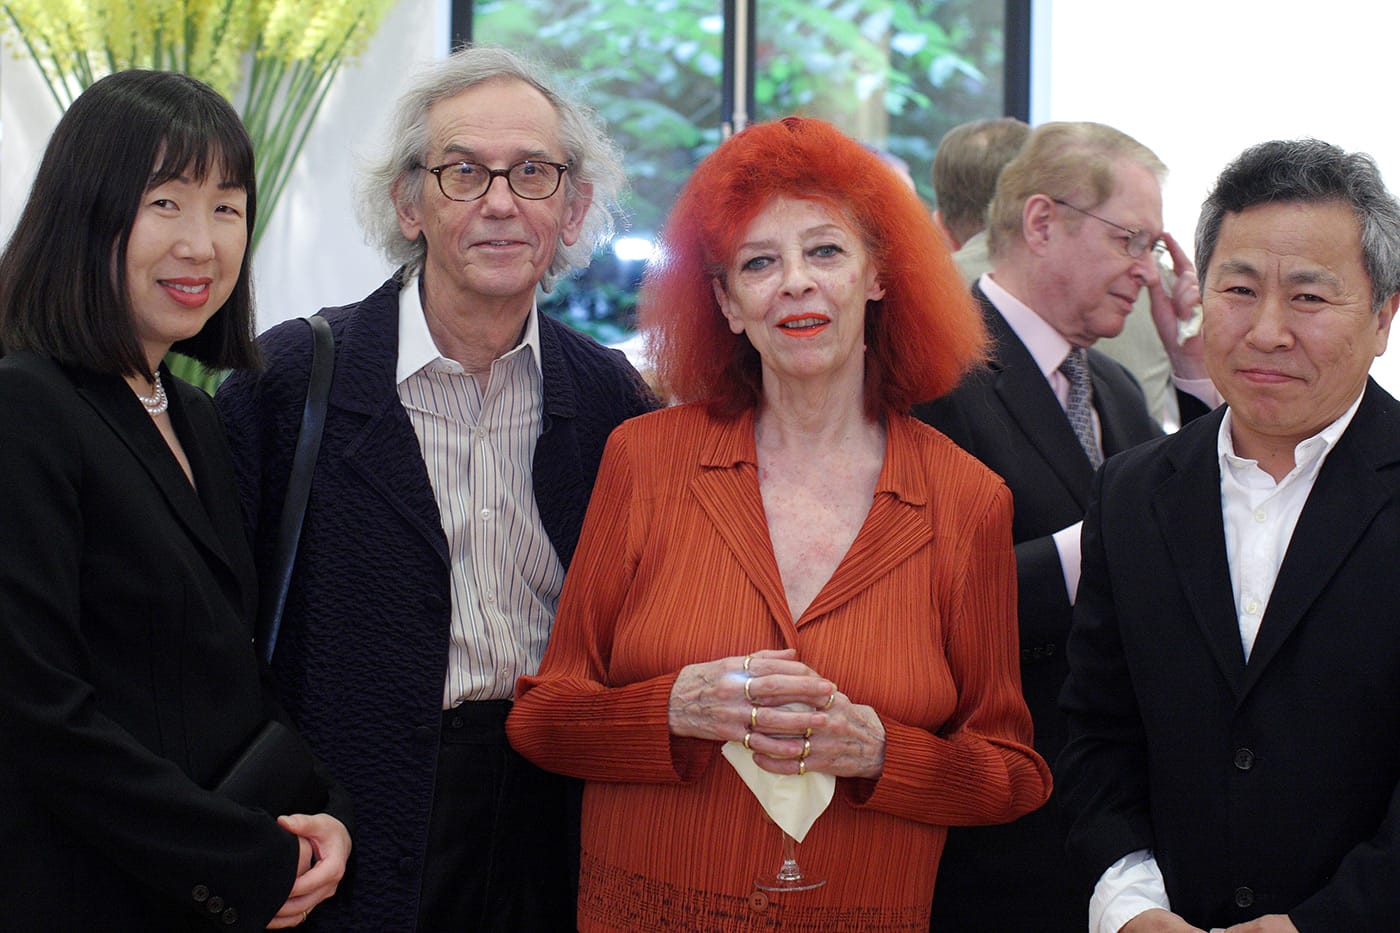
[215,274,655,931]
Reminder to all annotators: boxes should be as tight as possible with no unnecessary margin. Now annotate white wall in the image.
[1032,0,1400,393]
[4,0,1398,393]
[0,0,446,332]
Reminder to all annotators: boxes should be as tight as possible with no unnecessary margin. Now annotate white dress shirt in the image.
[1089,392,1364,933]
[395,277,565,707]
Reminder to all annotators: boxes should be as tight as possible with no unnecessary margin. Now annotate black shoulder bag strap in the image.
[257,313,334,664]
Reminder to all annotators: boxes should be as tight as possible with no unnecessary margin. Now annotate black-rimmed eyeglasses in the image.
[419,159,571,202]
[1052,198,1163,259]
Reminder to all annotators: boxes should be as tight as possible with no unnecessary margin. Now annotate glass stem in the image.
[776,832,805,882]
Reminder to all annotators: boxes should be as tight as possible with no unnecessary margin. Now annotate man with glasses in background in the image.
[217,46,654,933]
[915,121,1215,932]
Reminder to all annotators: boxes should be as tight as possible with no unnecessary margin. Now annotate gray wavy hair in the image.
[357,46,627,289]
[1196,138,1400,312]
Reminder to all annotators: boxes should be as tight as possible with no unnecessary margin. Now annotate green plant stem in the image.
[252,56,338,249]
[5,11,68,110]
[62,20,93,87]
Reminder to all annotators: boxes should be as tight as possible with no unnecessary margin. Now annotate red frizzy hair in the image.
[640,116,986,419]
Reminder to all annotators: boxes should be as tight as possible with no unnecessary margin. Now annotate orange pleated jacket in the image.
[509,403,1051,932]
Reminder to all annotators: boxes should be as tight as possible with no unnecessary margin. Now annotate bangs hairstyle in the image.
[641,116,985,420]
[0,69,259,378]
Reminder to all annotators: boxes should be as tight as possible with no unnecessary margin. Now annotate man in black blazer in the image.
[916,122,1214,931]
[1058,139,1400,932]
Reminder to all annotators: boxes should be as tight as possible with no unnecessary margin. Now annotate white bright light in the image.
[613,236,656,263]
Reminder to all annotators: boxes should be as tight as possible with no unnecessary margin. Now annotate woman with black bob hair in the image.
[0,70,349,931]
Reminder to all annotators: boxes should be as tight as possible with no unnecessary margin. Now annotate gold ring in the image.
[750,705,759,729]
[798,760,806,776]
[823,687,837,710]
[743,655,753,673]
[302,911,309,923]
[800,738,811,760]
[744,731,752,749]
[744,677,753,702]
[803,726,812,739]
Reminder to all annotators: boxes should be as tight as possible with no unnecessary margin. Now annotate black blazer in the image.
[913,287,1168,930]
[0,352,311,931]
[1059,380,1400,930]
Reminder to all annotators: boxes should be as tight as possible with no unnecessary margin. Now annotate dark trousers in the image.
[417,701,577,933]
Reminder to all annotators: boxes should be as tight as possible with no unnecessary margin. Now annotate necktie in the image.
[1058,347,1102,468]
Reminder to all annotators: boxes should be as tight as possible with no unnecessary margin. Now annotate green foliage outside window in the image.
[474,0,1004,338]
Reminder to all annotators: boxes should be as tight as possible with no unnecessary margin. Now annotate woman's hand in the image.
[667,648,886,780]
[668,648,815,741]
[749,685,886,781]
[266,813,351,928]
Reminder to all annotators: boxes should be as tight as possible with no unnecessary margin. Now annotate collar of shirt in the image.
[1216,389,1364,489]
[979,272,1076,389]
[395,274,543,384]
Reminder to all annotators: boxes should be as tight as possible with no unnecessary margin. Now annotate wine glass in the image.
[753,701,826,892]
[754,817,826,892]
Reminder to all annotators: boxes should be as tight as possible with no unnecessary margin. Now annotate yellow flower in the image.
[2,0,394,247]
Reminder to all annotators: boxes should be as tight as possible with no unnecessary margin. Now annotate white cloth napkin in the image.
[721,741,836,842]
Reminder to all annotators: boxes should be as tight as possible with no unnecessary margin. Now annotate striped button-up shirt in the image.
[395,278,564,706]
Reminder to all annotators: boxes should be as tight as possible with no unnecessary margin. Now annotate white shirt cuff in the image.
[1172,373,1221,410]
[1090,848,1170,933]
[1052,521,1083,604]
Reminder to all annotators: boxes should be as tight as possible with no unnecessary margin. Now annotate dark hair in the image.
[0,69,259,377]
[932,117,1031,245]
[641,116,986,419]
[1196,138,1400,311]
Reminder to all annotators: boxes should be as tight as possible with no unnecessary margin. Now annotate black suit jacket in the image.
[1059,380,1400,930]
[913,286,1168,930]
[0,352,310,931]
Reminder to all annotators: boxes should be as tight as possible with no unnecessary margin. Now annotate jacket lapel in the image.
[533,314,586,566]
[329,278,450,567]
[803,415,933,622]
[70,365,236,579]
[1090,353,1150,457]
[980,295,1095,504]
[1152,408,1248,692]
[170,379,258,612]
[1242,381,1400,692]
[690,411,935,634]
[692,410,794,633]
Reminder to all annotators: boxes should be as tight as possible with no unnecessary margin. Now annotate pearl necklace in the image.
[135,371,169,416]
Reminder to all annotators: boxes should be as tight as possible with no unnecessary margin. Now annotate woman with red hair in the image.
[508,117,1049,930]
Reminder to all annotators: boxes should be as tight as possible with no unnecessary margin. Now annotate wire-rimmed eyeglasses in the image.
[1052,198,1163,259]
[419,159,571,202]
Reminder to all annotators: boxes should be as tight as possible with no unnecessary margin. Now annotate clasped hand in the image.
[668,647,885,780]
[266,812,351,928]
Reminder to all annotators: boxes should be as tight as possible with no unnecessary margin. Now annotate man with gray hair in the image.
[1059,139,1400,931]
[217,46,655,932]
[916,121,1213,931]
